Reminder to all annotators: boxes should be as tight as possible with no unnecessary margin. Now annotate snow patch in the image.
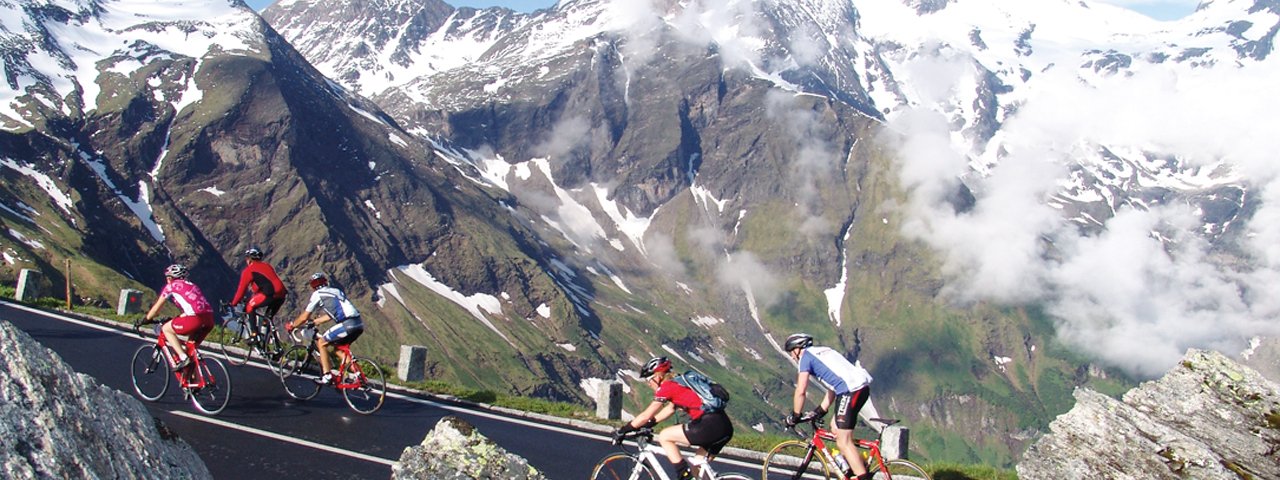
[392,264,513,346]
[7,229,44,250]
[0,159,75,218]
[199,186,226,197]
[537,303,552,318]
[691,316,724,328]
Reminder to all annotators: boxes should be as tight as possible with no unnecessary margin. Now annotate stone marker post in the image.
[881,425,910,460]
[15,269,43,301]
[398,345,428,382]
[117,289,143,316]
[595,381,623,420]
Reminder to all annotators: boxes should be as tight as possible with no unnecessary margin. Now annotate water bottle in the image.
[831,448,850,475]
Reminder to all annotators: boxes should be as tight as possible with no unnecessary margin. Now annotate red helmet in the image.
[640,357,672,379]
[308,272,328,289]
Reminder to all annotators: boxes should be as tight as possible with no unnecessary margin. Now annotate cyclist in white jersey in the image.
[783,333,874,480]
[285,272,364,386]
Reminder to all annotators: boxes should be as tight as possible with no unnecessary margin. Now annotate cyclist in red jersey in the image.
[229,247,287,335]
[143,264,214,370]
[613,357,734,480]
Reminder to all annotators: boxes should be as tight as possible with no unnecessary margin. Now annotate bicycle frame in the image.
[791,417,894,480]
[151,326,211,390]
[613,429,723,480]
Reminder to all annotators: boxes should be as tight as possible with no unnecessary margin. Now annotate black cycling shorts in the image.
[683,411,734,455]
[833,386,870,430]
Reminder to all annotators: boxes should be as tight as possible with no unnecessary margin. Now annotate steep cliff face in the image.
[1018,349,1280,479]
[0,320,210,479]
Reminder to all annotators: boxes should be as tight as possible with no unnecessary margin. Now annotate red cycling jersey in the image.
[230,260,286,306]
[654,379,705,420]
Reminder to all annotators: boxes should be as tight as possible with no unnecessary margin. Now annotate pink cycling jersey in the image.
[159,279,213,316]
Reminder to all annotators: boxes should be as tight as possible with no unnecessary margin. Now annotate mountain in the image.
[6,0,1280,467]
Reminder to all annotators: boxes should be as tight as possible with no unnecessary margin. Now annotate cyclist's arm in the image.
[651,401,677,424]
[229,269,253,306]
[144,294,168,322]
[288,309,312,331]
[625,399,668,429]
[792,371,812,415]
[818,389,835,412]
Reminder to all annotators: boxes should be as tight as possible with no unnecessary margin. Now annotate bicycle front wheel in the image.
[218,325,252,366]
[342,356,386,414]
[867,459,931,480]
[590,453,657,480]
[763,440,835,480]
[279,345,321,400]
[130,345,169,401]
[716,474,753,480]
[190,356,232,415]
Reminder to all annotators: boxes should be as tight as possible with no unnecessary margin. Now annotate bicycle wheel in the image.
[279,345,321,400]
[867,459,931,480]
[342,356,386,414]
[763,440,835,480]
[218,324,252,366]
[716,474,753,480]
[590,453,657,480]
[130,345,169,401]
[189,356,232,415]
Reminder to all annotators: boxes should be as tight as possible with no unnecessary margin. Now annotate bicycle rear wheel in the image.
[130,345,169,401]
[590,453,657,480]
[716,474,753,480]
[189,356,232,415]
[342,356,386,414]
[762,440,835,480]
[279,345,321,400]
[867,459,931,480]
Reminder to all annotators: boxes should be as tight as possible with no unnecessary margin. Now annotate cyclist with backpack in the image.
[613,357,734,480]
[783,333,874,480]
[285,272,363,386]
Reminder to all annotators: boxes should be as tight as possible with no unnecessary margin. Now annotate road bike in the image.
[762,415,930,480]
[216,301,285,373]
[592,427,752,480]
[276,322,386,414]
[129,317,233,415]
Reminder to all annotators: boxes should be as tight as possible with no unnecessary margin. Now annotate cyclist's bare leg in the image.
[317,337,335,374]
[832,420,867,478]
[161,321,187,363]
[657,424,691,464]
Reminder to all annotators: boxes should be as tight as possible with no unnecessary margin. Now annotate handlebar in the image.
[132,317,170,336]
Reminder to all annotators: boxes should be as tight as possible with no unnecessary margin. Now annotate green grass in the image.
[925,462,1019,480]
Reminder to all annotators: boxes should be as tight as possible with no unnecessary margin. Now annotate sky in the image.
[243,0,1198,21]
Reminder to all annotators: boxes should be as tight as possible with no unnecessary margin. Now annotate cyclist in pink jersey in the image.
[143,264,215,369]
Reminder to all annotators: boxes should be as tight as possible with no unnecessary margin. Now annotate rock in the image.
[0,320,211,480]
[392,416,546,480]
[1018,349,1280,480]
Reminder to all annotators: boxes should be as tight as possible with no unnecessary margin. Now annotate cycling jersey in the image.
[159,279,213,316]
[304,286,361,323]
[654,379,706,420]
[797,346,872,395]
[231,261,286,306]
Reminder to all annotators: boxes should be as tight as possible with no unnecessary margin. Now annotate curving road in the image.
[1,300,763,479]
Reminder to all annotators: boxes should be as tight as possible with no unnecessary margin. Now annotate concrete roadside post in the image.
[595,381,622,420]
[881,425,910,460]
[117,289,143,316]
[15,269,43,302]
[398,345,428,382]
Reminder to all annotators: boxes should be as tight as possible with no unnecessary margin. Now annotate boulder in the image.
[0,320,210,479]
[392,416,546,480]
[1018,349,1280,479]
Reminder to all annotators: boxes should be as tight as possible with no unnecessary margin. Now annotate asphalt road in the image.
[1,300,764,479]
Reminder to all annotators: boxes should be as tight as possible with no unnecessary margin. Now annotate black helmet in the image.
[640,356,672,379]
[244,246,264,260]
[308,272,329,288]
[784,333,814,352]
[164,263,189,279]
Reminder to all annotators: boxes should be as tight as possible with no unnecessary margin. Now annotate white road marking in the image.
[168,411,397,466]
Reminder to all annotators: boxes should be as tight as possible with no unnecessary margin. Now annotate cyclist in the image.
[285,272,363,386]
[783,333,874,480]
[613,357,734,480]
[142,264,214,370]
[228,246,287,338]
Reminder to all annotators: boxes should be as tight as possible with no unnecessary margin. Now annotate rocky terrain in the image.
[1018,349,1280,479]
[0,320,210,479]
[392,416,546,480]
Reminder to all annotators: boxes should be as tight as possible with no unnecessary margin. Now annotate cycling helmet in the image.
[164,263,189,279]
[784,333,814,352]
[639,356,672,379]
[244,246,264,260]
[308,272,329,289]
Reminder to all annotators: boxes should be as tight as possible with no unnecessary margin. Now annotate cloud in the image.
[534,115,592,160]
[718,250,783,307]
[888,50,1280,378]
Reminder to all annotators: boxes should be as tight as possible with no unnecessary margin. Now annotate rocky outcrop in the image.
[0,320,210,479]
[1018,349,1280,479]
[392,416,546,480]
